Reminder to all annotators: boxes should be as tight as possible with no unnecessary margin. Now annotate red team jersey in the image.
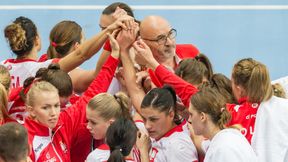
[226,97,260,143]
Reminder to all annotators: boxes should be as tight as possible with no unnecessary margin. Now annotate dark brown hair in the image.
[47,20,82,59]
[4,16,38,57]
[175,53,213,86]
[21,63,73,102]
[141,85,181,124]
[210,73,237,104]
[102,2,134,18]
[107,118,137,162]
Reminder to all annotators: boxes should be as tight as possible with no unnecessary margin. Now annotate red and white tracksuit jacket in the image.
[24,55,119,162]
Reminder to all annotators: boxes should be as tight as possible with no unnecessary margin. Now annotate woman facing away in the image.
[106,118,138,162]
[229,58,288,162]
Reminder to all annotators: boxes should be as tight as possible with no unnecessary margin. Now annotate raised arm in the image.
[58,15,132,73]
[118,23,145,113]
[60,30,121,131]
[94,8,131,82]
[133,39,198,107]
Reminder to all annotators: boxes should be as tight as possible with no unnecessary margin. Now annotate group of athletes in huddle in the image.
[0,2,288,162]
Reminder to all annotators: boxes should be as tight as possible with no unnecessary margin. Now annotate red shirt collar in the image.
[97,144,110,150]
[4,58,37,63]
[24,117,62,136]
[238,97,248,104]
[157,120,186,141]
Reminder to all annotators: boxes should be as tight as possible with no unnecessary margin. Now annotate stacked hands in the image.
[106,8,159,71]
[105,9,156,154]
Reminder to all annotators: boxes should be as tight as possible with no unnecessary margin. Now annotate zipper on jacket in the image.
[50,126,63,162]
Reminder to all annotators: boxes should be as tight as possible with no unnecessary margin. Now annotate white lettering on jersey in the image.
[234,105,241,112]
[33,135,51,161]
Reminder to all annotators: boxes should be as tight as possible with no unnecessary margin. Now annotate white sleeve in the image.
[201,139,211,154]
[86,150,101,162]
[135,121,148,135]
[205,145,256,162]
[167,139,198,162]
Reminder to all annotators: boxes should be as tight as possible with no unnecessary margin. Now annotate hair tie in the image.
[220,107,225,113]
[23,78,40,94]
[51,42,58,47]
[114,146,122,152]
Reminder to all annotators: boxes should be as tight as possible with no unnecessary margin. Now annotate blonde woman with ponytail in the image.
[189,87,257,162]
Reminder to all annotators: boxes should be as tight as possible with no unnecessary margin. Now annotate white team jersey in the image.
[251,96,288,162]
[107,77,121,95]
[201,139,211,154]
[1,58,57,88]
[272,76,288,98]
[204,128,257,162]
[86,144,136,162]
[134,120,148,135]
[149,124,198,162]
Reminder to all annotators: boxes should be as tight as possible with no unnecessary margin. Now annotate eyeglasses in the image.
[142,28,177,45]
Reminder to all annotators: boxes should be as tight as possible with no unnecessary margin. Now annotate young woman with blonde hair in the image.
[23,32,121,161]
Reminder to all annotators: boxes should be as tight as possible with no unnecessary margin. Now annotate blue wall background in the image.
[0,0,287,80]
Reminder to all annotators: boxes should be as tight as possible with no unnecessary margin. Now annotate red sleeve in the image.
[148,69,163,88]
[103,40,112,52]
[8,87,22,102]
[59,55,119,135]
[51,58,60,63]
[154,65,198,107]
[176,44,199,59]
[38,54,48,62]
[226,103,240,126]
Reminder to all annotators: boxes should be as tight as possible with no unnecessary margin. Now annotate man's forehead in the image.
[140,25,171,38]
[140,16,171,37]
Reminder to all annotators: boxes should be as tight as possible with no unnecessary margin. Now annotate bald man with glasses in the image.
[139,15,199,87]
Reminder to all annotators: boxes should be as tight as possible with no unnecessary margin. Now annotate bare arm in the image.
[122,49,145,113]
[68,68,96,94]
[118,23,145,113]
[58,16,132,73]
